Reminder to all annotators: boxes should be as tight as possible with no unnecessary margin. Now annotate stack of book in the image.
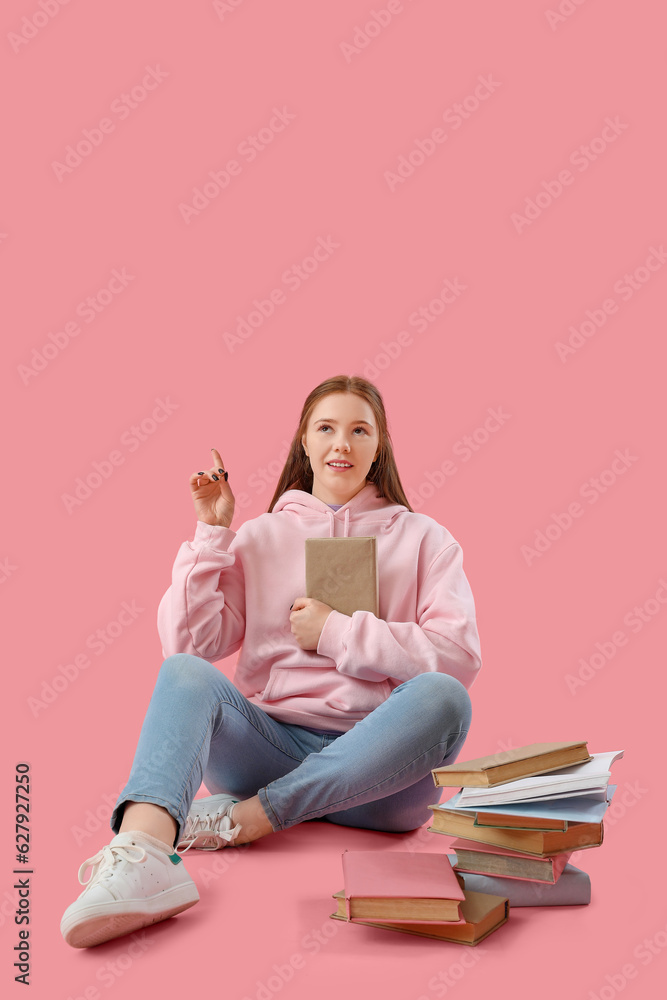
[427,741,623,907]
[329,849,509,945]
[328,741,623,944]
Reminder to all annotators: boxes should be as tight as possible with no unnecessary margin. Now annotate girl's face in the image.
[301,392,380,505]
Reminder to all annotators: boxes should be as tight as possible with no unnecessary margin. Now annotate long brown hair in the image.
[267,375,414,512]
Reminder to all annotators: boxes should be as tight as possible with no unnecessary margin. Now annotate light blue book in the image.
[434,785,616,830]
[444,854,591,906]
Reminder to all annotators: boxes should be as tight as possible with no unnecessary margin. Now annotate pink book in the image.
[341,850,466,924]
[450,838,572,884]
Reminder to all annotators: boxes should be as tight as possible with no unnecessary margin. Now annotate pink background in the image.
[2,1,665,997]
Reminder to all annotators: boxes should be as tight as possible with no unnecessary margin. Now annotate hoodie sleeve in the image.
[157,521,246,662]
[316,541,481,689]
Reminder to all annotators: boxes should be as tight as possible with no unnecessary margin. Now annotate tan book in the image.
[450,840,572,884]
[330,889,509,946]
[427,805,603,857]
[431,741,591,787]
[474,809,568,832]
[305,536,379,616]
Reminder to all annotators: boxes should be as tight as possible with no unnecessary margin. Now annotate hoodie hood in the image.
[272,482,409,537]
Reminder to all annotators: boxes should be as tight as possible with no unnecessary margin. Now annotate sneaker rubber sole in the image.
[61,882,200,948]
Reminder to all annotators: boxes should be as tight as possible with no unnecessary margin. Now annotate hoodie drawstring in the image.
[327,507,351,538]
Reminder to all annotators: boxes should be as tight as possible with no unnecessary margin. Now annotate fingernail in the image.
[198,472,204,476]
[224,472,228,481]
[218,469,224,474]
[212,474,219,481]
[290,603,294,610]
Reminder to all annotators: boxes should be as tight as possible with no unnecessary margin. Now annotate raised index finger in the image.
[210,447,225,470]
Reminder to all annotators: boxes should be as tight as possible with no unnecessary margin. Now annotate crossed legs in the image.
[111,654,472,847]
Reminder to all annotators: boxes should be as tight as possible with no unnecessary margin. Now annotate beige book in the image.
[427,807,604,856]
[329,889,509,946]
[431,741,591,787]
[305,536,379,617]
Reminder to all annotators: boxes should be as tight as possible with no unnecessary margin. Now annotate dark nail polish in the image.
[290,603,294,610]
[218,469,224,474]
[224,471,228,481]
[198,472,204,476]
[212,474,219,481]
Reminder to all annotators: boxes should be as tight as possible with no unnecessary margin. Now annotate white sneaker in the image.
[177,794,242,853]
[61,831,199,948]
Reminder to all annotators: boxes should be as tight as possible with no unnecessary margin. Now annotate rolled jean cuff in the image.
[257,787,283,832]
[110,793,186,846]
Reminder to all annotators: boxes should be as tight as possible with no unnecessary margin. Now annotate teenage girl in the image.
[61,374,481,948]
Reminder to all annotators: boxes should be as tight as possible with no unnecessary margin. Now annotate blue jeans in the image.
[110,654,472,845]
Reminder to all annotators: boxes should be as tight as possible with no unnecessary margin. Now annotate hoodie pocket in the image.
[259,665,392,716]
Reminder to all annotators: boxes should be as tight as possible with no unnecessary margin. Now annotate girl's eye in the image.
[317,425,367,434]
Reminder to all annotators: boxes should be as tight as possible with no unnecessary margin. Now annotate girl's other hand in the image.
[289,597,334,650]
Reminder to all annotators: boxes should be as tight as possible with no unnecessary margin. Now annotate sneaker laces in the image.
[78,843,147,887]
[176,803,242,854]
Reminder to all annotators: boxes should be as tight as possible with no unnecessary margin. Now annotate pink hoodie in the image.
[157,483,481,732]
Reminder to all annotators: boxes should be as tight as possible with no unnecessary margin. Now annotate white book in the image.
[437,785,616,824]
[456,751,623,809]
